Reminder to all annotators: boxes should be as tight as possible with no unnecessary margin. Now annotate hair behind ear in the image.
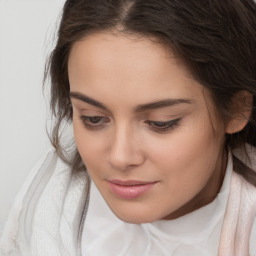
[226,91,256,188]
[233,154,256,187]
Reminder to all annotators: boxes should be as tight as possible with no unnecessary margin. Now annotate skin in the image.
[68,31,229,224]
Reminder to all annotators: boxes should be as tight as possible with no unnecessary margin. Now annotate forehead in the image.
[68,32,206,107]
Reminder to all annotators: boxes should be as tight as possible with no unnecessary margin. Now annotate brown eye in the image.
[88,116,103,124]
[80,115,109,130]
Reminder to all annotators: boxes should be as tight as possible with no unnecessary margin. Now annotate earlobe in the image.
[225,117,250,134]
[225,90,253,134]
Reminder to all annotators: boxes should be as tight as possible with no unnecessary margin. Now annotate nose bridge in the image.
[109,121,143,170]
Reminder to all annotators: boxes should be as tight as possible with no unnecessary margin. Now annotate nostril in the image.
[108,125,145,170]
[108,144,144,170]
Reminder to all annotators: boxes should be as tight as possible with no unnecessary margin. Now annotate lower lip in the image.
[108,182,157,199]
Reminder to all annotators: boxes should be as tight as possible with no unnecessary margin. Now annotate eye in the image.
[79,115,109,130]
[145,118,181,133]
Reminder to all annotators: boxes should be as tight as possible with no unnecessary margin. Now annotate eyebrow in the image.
[70,91,194,112]
[70,91,108,110]
[135,98,194,112]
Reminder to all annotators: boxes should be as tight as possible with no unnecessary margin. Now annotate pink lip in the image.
[108,180,157,199]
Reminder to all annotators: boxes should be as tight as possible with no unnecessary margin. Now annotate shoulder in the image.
[0,150,58,255]
[0,149,89,256]
[236,146,256,255]
[220,146,256,255]
[235,146,256,255]
[251,217,256,255]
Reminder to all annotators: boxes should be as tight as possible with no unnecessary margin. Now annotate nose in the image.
[108,123,145,171]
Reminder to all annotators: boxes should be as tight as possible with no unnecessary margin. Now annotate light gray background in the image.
[0,0,65,233]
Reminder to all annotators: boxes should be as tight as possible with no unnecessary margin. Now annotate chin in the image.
[117,215,156,224]
[110,208,162,224]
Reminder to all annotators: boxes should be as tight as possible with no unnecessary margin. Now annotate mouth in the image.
[108,179,158,199]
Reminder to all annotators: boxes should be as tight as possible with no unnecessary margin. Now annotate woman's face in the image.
[68,32,227,223]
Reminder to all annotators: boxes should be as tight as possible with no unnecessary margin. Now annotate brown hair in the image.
[45,0,256,184]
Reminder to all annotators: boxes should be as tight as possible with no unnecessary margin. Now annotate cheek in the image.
[73,119,108,171]
[145,119,224,188]
[73,119,95,162]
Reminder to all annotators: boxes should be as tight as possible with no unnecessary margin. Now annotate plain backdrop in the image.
[0,0,65,233]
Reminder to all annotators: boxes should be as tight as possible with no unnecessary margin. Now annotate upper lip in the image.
[109,179,157,186]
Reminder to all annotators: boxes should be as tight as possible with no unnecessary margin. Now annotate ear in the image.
[225,90,253,134]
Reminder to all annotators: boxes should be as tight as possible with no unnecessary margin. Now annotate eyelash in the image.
[79,115,109,130]
[145,118,181,133]
[79,115,181,133]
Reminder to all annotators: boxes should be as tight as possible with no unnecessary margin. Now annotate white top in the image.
[82,154,233,256]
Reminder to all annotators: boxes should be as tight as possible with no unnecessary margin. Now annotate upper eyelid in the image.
[80,115,181,126]
[146,118,181,131]
[148,119,178,124]
[79,115,181,133]
[72,105,108,116]
[72,101,186,120]
[146,118,181,125]
[81,115,109,120]
[79,115,109,126]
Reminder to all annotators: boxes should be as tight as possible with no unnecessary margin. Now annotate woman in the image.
[1,0,256,255]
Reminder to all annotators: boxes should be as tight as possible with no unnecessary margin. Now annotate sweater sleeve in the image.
[0,150,56,256]
[250,216,256,255]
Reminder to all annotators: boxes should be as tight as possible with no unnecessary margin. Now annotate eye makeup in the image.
[79,114,182,133]
[79,115,110,130]
[145,118,181,133]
